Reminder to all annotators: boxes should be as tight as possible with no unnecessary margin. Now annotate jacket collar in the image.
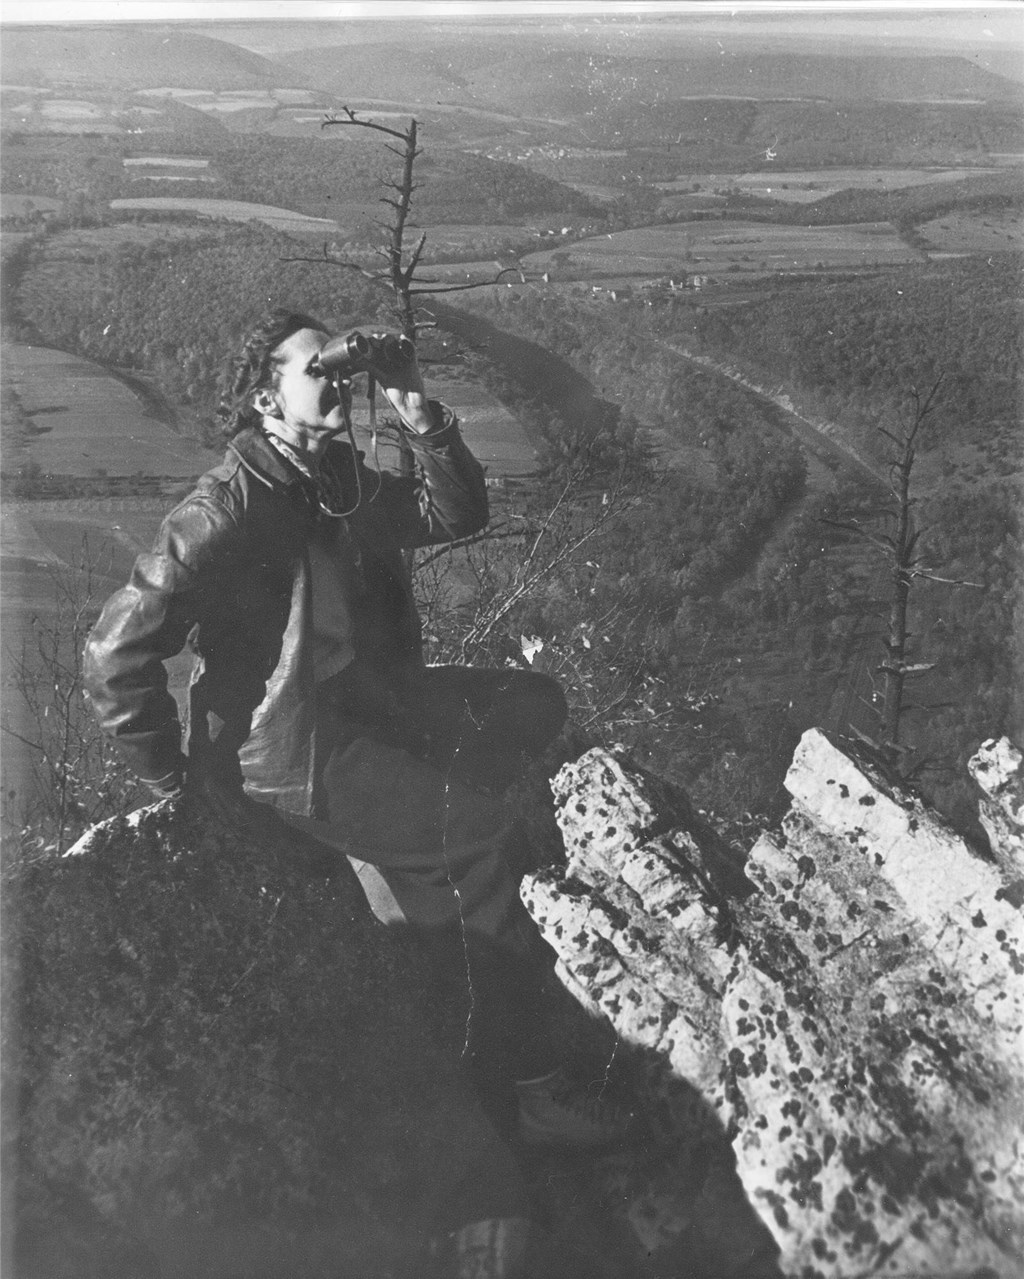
[227,427,361,504]
[227,427,304,490]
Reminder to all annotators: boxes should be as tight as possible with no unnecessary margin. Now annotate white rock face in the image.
[523,732,1024,1279]
[969,736,1024,877]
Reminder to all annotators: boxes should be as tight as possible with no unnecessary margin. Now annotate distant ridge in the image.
[0,26,313,92]
[282,44,1023,113]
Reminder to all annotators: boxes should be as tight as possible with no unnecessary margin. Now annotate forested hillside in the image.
[285,43,1020,116]
[690,259,1022,472]
[8,211,1021,837]
[453,272,1023,829]
[1,132,601,227]
[0,25,305,90]
[12,223,381,440]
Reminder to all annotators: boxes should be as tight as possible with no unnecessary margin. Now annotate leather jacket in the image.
[83,408,488,816]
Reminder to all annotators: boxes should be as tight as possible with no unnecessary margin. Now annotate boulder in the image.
[7,799,528,1279]
[969,736,1024,879]
[523,730,1024,1278]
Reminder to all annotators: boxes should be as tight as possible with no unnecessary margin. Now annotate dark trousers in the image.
[315,664,568,1115]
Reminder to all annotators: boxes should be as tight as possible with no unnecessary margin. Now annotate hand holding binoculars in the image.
[313,331,415,380]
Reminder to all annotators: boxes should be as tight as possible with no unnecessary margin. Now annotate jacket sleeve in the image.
[83,492,243,784]
[376,401,489,548]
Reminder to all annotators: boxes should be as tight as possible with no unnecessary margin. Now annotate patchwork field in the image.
[123,155,216,183]
[656,166,1013,203]
[419,369,539,478]
[0,193,62,218]
[917,205,1024,253]
[1,86,336,136]
[18,222,216,254]
[109,196,343,234]
[519,219,922,279]
[5,343,214,479]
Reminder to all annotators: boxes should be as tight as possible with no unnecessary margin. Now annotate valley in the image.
[1,14,1020,833]
[1,12,1022,1279]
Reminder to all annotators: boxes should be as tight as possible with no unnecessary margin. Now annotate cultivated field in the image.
[21,222,216,253]
[519,219,921,279]
[123,156,216,183]
[1,86,335,137]
[419,370,539,477]
[917,206,1024,254]
[655,166,1014,202]
[5,343,214,479]
[0,194,62,217]
[110,197,343,235]
[0,497,196,820]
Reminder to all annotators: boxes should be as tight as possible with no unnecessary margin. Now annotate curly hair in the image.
[215,309,325,439]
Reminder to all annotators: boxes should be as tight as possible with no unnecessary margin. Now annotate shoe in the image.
[515,1069,638,1149]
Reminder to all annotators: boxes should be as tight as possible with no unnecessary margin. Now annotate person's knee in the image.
[517,671,568,748]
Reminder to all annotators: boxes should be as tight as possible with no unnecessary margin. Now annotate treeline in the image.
[775,172,1024,231]
[1,131,603,228]
[707,171,1024,231]
[219,136,600,224]
[576,97,1024,169]
[457,272,1021,826]
[14,222,384,442]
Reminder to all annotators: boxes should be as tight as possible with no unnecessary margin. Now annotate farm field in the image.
[413,223,549,259]
[655,165,1015,201]
[14,221,216,253]
[315,367,539,480]
[1,497,165,594]
[917,206,1024,253]
[420,370,540,477]
[135,87,321,109]
[110,196,343,234]
[0,193,62,217]
[519,219,922,279]
[4,343,215,479]
[1,86,336,136]
[123,155,216,183]
[0,496,195,821]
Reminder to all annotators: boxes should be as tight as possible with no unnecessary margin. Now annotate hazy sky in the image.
[2,0,1022,33]
[2,0,1021,71]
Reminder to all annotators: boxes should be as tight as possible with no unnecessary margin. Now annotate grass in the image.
[21,222,216,251]
[6,344,214,481]
[918,207,1024,254]
[109,197,342,233]
[656,166,1013,203]
[0,194,62,216]
[520,219,921,279]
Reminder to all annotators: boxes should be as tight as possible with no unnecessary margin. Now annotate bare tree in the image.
[282,109,527,569]
[284,109,523,338]
[3,537,142,852]
[824,379,981,773]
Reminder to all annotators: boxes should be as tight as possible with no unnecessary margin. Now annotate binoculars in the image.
[314,331,415,379]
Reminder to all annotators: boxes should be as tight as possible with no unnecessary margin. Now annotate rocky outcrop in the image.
[969,736,1024,881]
[522,729,1024,1279]
[9,800,529,1279]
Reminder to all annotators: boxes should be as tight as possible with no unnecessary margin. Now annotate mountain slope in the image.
[1,26,313,91]
[280,44,1022,115]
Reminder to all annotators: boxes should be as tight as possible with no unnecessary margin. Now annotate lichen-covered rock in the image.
[522,732,1024,1279]
[10,800,527,1279]
[969,736,1024,878]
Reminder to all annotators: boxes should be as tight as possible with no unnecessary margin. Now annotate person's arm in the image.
[83,492,243,795]
[368,337,489,546]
